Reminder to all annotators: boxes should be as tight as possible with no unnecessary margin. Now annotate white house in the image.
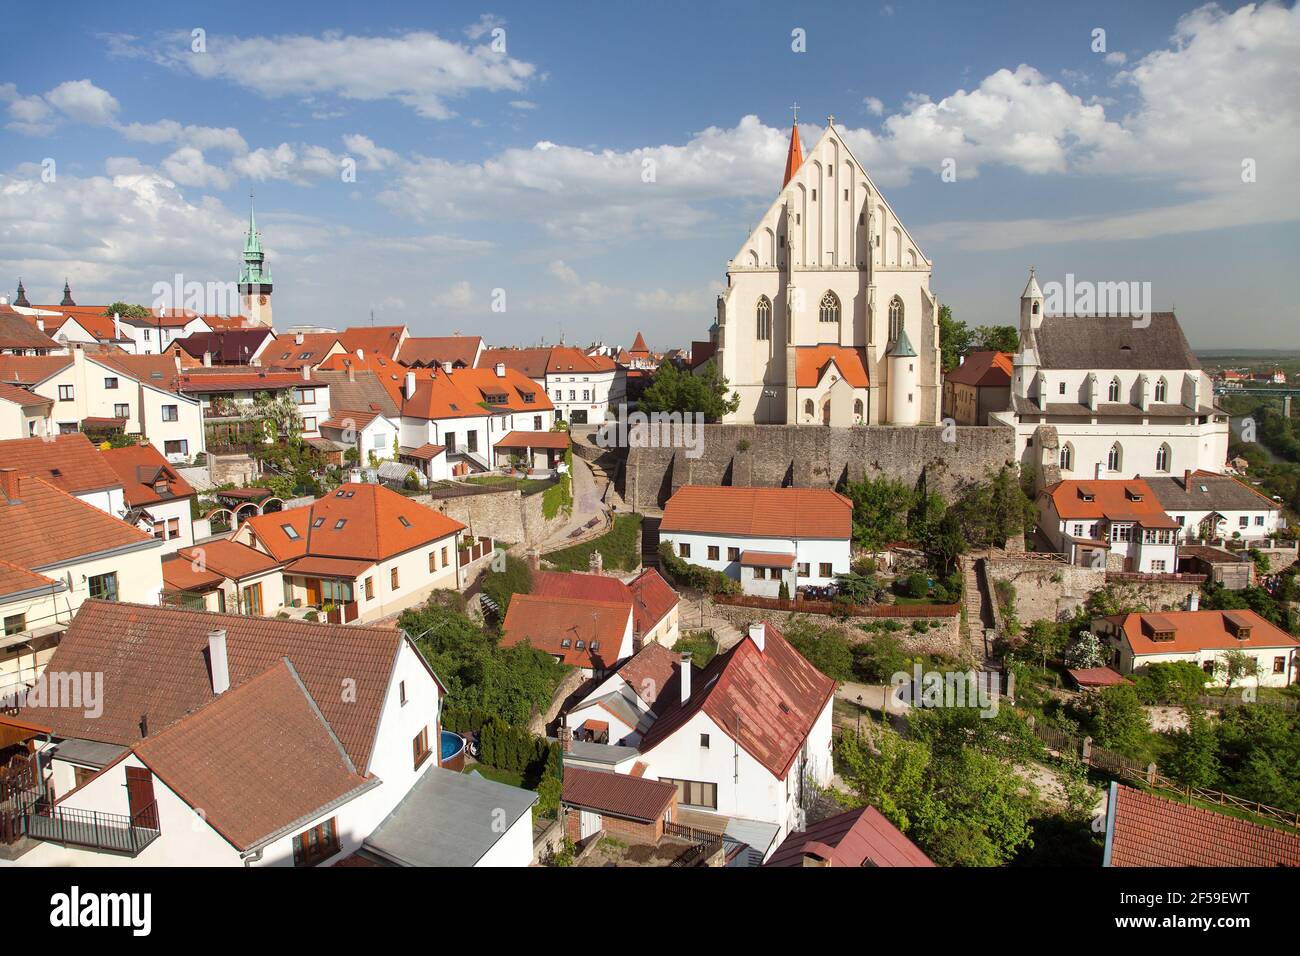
[0,433,126,515]
[991,269,1230,483]
[500,590,635,679]
[0,382,52,440]
[176,367,330,441]
[1093,609,1299,689]
[1037,478,1181,573]
[1143,470,1284,544]
[479,345,625,426]
[3,601,536,867]
[659,485,853,593]
[563,620,836,860]
[100,444,197,554]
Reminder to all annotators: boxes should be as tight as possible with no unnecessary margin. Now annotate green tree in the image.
[102,301,152,319]
[781,616,854,681]
[938,304,972,373]
[252,391,304,440]
[1073,685,1151,756]
[1216,648,1261,691]
[1164,710,1220,790]
[973,325,1020,354]
[842,476,913,550]
[639,358,739,422]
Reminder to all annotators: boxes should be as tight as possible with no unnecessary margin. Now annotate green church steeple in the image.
[238,194,272,288]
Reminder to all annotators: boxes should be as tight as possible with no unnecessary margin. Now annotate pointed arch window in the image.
[803,399,815,419]
[888,296,904,340]
[1107,442,1123,473]
[819,291,841,323]
[1059,443,1073,472]
[1155,443,1171,472]
[853,399,864,423]
[1154,377,1168,403]
[1108,377,1122,402]
[756,296,772,341]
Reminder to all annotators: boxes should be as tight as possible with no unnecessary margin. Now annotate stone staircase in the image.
[960,554,996,665]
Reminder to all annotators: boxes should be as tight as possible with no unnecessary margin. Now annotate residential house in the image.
[265,331,346,372]
[530,568,680,651]
[161,539,283,615]
[562,767,677,845]
[0,382,52,439]
[0,557,71,699]
[564,640,682,746]
[176,366,329,441]
[659,485,854,593]
[1037,479,1181,572]
[398,335,484,370]
[1143,469,1284,543]
[1103,782,1300,866]
[500,591,635,678]
[339,325,409,362]
[563,620,836,860]
[0,433,126,515]
[3,601,536,867]
[100,443,197,553]
[942,350,1013,425]
[992,269,1230,481]
[764,805,934,867]
[173,329,277,367]
[480,345,624,425]
[0,305,61,355]
[1093,609,1299,687]
[236,482,466,623]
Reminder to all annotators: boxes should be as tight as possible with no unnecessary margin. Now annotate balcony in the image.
[22,801,160,857]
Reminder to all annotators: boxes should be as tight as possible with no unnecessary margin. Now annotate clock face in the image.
[259,295,268,305]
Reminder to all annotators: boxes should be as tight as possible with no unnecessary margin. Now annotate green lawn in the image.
[462,763,528,789]
[544,513,642,571]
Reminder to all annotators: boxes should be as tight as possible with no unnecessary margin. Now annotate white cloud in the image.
[431,280,478,309]
[119,119,248,154]
[863,96,885,116]
[161,147,233,189]
[465,14,505,41]
[342,134,399,171]
[44,80,120,125]
[510,99,538,110]
[1103,51,1128,65]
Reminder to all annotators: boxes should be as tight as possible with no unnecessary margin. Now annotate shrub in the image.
[481,553,534,616]
[1133,661,1209,705]
[657,540,739,594]
[905,571,929,599]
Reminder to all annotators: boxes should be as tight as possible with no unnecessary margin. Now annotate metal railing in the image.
[23,801,161,856]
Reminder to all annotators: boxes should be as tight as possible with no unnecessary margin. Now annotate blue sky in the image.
[2,1,1297,349]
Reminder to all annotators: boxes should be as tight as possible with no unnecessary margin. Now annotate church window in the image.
[1155,443,1171,472]
[1107,443,1123,472]
[756,297,772,340]
[812,189,817,201]
[1032,301,1040,315]
[1108,377,1121,402]
[819,292,841,324]
[888,297,904,340]
[1154,377,1167,402]
[803,399,814,419]
[1059,443,1073,471]
[1059,381,1066,395]
[853,399,863,422]
[843,189,849,201]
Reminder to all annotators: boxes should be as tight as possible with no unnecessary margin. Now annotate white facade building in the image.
[1143,470,1284,544]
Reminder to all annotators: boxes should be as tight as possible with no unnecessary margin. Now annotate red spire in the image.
[630,331,649,354]
[782,119,804,187]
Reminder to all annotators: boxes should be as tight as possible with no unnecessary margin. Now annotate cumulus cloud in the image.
[863,96,885,116]
[3,78,119,134]
[161,146,233,189]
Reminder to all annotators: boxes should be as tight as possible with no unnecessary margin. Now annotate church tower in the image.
[60,279,75,307]
[238,197,273,327]
[13,278,29,308]
[1012,266,1043,402]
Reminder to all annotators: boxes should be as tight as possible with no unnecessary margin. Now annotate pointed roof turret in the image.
[238,193,273,289]
[60,279,75,307]
[1021,265,1042,300]
[14,278,29,308]
[887,327,917,358]
[782,108,804,188]
[630,331,649,354]
[244,194,263,256]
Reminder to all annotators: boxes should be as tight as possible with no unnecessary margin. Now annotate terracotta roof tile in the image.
[161,553,224,592]
[0,354,72,386]
[0,555,61,600]
[944,350,1013,387]
[500,593,631,670]
[1044,479,1179,527]
[766,806,934,867]
[628,568,679,636]
[612,641,681,709]
[562,766,675,822]
[100,444,195,506]
[794,345,870,388]
[179,539,281,579]
[338,325,407,360]
[0,472,155,569]
[1105,609,1299,656]
[0,381,52,407]
[0,433,123,497]
[398,336,482,368]
[661,485,853,539]
[494,430,569,450]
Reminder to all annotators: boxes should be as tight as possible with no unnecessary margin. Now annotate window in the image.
[1108,377,1121,402]
[242,582,263,616]
[533,415,542,430]
[391,567,400,590]
[334,518,347,530]
[707,545,720,561]
[797,562,810,576]
[888,296,904,340]
[1255,515,1265,526]
[700,734,710,749]
[412,726,431,770]
[1059,443,1073,471]
[661,777,717,810]
[1072,524,1084,537]
[441,546,449,566]
[1107,443,1123,472]
[1274,656,1286,675]
[467,431,478,453]
[292,818,339,867]
[819,562,832,577]
[727,547,740,561]
[1149,560,1167,572]
[678,542,691,558]
[303,417,316,432]
[113,403,130,419]
[4,613,26,636]
[58,385,73,401]
[311,517,325,529]
[398,515,411,528]
[1058,381,1066,395]
[1155,443,1171,472]
[164,439,188,457]
[819,291,841,324]
[1154,378,1168,402]
[104,377,118,389]
[364,577,374,600]
[293,387,316,405]
[756,296,772,340]
[1239,516,1249,529]
[753,567,766,580]
[88,572,118,602]
[445,432,456,452]
[160,404,179,422]
[429,551,438,572]
[400,680,408,705]
[281,524,300,540]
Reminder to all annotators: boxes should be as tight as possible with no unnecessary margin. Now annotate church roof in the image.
[794,346,869,388]
[1021,267,1042,300]
[1035,314,1198,371]
[783,121,804,187]
[888,328,917,358]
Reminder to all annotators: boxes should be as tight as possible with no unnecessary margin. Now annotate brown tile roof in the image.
[266,333,343,368]
[179,539,281,579]
[945,350,1013,387]
[242,482,464,564]
[338,325,407,360]
[660,485,853,540]
[0,354,72,385]
[638,620,836,779]
[765,806,934,867]
[174,330,274,363]
[1044,479,1180,527]
[493,430,569,450]
[0,472,155,569]
[133,659,373,850]
[17,601,410,772]
[450,366,553,414]
[612,641,681,709]
[0,381,52,407]
[1105,609,1299,656]
[160,553,224,592]
[1106,783,1300,867]
[1067,667,1133,688]
[532,570,632,605]
[1144,470,1281,513]
[630,332,650,354]
[320,409,380,432]
[500,593,631,670]
[477,347,552,380]
[1036,313,1199,371]
[401,442,445,461]
[628,568,679,636]
[315,368,402,417]
[544,346,616,374]
[91,352,183,392]
[284,555,376,579]
[740,550,795,569]
[398,336,482,368]
[177,368,320,393]
[0,433,125,497]
[562,766,675,822]
[794,346,870,388]
[100,444,195,506]
[0,306,61,350]
[0,555,61,600]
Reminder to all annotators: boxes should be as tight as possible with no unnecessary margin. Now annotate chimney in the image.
[113,312,121,339]
[1183,469,1193,490]
[203,350,212,367]
[36,318,44,333]
[139,714,149,738]
[0,467,19,501]
[494,362,505,378]
[356,348,365,362]
[559,723,572,753]
[346,361,355,383]
[295,331,304,345]
[679,652,692,704]
[588,549,603,575]
[302,365,310,381]
[404,371,416,399]
[208,629,230,695]
[527,547,540,571]
[173,349,182,373]
[1094,462,1103,480]
[1188,591,1200,612]
[442,360,453,373]
[748,621,766,652]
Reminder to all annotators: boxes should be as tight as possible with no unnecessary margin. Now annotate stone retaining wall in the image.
[705,599,963,659]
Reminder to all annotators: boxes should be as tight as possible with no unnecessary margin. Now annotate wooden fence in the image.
[1196,694,1298,713]
[712,593,959,619]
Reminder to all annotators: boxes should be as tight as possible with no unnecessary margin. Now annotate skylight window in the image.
[282,525,300,540]
[334,519,347,530]
[312,517,325,528]
[560,639,571,648]
[576,640,585,649]
[398,515,411,528]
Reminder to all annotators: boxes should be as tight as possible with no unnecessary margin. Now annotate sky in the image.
[1,1,1298,350]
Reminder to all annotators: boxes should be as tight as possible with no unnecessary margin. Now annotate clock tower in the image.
[237,196,273,327]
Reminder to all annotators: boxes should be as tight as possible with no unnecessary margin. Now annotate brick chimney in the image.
[748,621,766,652]
[1183,468,1193,489]
[679,652,692,704]
[558,723,572,753]
[0,467,19,501]
[208,629,230,695]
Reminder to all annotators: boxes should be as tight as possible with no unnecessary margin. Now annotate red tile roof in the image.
[0,472,155,569]
[500,593,631,670]
[398,336,483,368]
[562,766,675,822]
[266,333,343,368]
[740,550,795,569]
[630,332,650,355]
[545,346,616,374]
[794,346,870,388]
[177,369,319,393]
[1044,479,1180,528]
[944,350,1013,387]
[611,641,682,709]
[0,555,61,601]
[99,443,195,506]
[0,433,123,497]
[661,485,853,540]
[0,306,61,350]
[161,553,225,592]
[477,347,552,379]
[339,325,407,360]
[765,806,934,867]
[133,659,373,850]
[174,330,274,363]
[628,568,679,636]
[1106,784,1300,867]
[532,570,631,605]
[0,381,52,407]
[1104,609,1299,656]
[0,354,72,386]
[638,620,836,779]
[17,601,412,772]
[494,430,569,450]
[1067,667,1133,687]
[783,119,803,187]
[241,482,464,564]
[178,539,281,580]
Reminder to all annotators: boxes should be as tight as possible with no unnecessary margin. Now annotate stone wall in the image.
[986,556,1201,626]
[625,423,1016,512]
[706,599,963,659]
[414,487,555,548]
[206,452,257,487]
